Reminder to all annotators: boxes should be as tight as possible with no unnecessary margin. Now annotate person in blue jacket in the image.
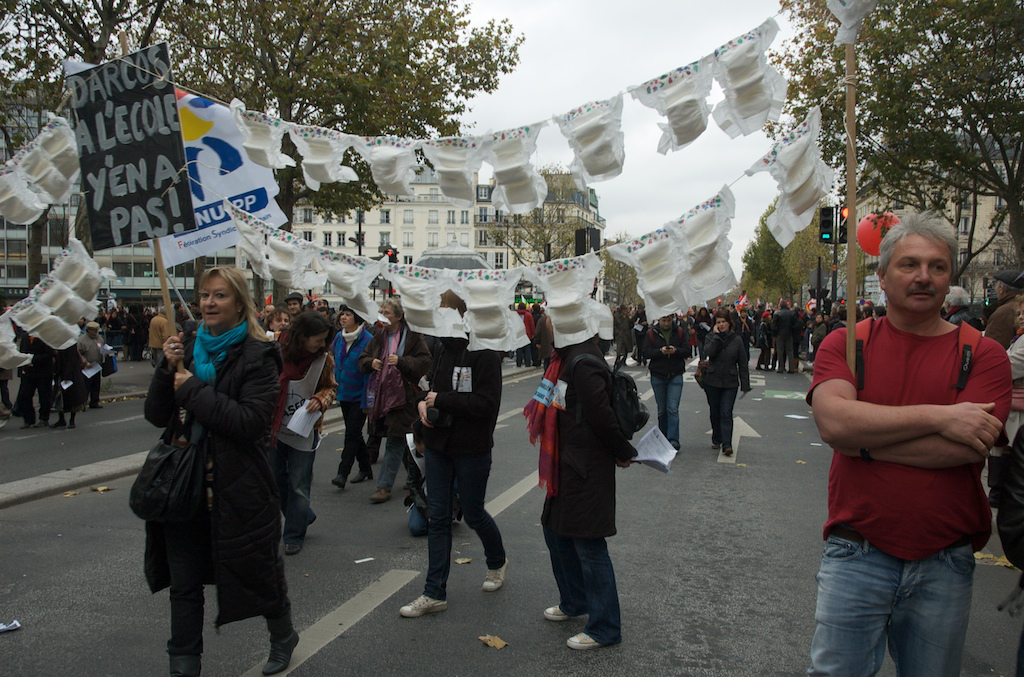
[330,305,375,489]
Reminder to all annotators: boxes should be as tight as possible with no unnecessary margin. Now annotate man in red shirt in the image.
[806,211,1011,676]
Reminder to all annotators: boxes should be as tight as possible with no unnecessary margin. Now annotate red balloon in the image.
[857,212,900,256]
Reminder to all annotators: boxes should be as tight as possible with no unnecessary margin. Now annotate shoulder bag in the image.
[129,420,206,523]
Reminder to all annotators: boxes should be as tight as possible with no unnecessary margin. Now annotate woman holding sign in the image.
[269,311,336,557]
[144,267,299,676]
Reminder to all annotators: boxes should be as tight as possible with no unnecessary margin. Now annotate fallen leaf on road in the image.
[461,542,471,546]
[736,463,747,467]
[62,491,80,497]
[479,635,507,650]
[455,558,472,565]
[795,461,807,465]
[975,552,1017,569]
[91,486,113,492]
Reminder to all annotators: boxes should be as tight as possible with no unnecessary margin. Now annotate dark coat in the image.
[419,337,501,457]
[358,322,432,435]
[642,322,691,379]
[541,340,637,539]
[55,346,87,411]
[771,307,798,339]
[999,426,1024,568]
[703,330,751,391]
[143,337,287,628]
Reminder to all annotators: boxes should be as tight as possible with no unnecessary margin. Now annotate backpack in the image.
[568,353,650,440]
[854,318,982,391]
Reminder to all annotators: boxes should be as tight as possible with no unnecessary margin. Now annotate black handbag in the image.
[129,426,206,523]
[101,355,118,376]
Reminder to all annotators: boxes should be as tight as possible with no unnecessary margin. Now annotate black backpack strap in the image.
[568,353,610,425]
[955,322,982,390]
[854,318,874,391]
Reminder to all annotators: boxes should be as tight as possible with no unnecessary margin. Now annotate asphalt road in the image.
[1,361,1021,676]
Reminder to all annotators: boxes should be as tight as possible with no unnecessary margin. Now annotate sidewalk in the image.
[0,358,541,510]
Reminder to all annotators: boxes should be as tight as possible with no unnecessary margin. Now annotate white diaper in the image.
[230,99,296,169]
[555,95,625,190]
[350,136,421,196]
[288,126,359,191]
[421,135,491,208]
[711,19,787,139]
[632,57,714,154]
[486,125,549,214]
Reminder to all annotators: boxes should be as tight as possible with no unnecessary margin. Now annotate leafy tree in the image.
[160,0,523,297]
[486,167,597,267]
[777,0,1024,266]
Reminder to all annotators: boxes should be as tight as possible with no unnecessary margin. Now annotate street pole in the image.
[356,209,363,257]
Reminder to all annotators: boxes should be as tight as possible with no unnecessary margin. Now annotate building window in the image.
[994,249,1005,266]
[301,208,313,223]
[338,231,345,246]
[477,185,490,201]
[428,210,438,224]
[477,207,490,224]
[403,255,413,264]
[380,232,391,247]
[3,264,26,279]
[460,210,469,224]
[446,210,455,225]
[959,248,968,265]
[340,214,347,224]
[133,261,153,277]
[380,209,390,224]
[959,217,970,235]
[323,232,333,247]
[403,232,414,247]
[460,233,469,246]
[5,239,26,259]
[557,209,565,223]
[996,196,1006,210]
[301,231,312,241]
[494,252,504,269]
[477,229,488,246]
[494,209,503,224]
[428,232,439,247]
[403,209,414,225]
[112,261,132,277]
[429,188,440,202]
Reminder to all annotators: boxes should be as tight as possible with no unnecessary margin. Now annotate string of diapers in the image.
[0,238,112,367]
[224,200,325,290]
[0,116,81,226]
[523,254,612,349]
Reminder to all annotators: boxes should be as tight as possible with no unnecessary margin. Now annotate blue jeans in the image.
[704,385,738,449]
[543,525,622,646]
[271,440,316,546]
[377,434,406,490]
[807,534,976,676]
[423,448,505,600]
[650,373,683,447]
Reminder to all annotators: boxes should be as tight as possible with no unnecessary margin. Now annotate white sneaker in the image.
[567,632,605,650]
[482,558,509,592]
[544,605,571,622]
[399,595,447,618]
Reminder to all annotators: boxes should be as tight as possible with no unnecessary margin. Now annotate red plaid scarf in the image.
[523,352,563,497]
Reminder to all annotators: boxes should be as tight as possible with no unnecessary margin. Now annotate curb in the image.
[2,365,541,510]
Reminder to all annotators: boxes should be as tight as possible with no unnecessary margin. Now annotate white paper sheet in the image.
[285,402,319,438]
[633,427,678,473]
[82,363,102,379]
[60,379,72,390]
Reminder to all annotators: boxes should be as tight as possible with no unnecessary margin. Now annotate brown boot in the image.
[370,488,391,504]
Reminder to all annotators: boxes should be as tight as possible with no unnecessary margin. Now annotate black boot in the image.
[263,610,299,675]
[350,468,373,484]
[169,655,201,677]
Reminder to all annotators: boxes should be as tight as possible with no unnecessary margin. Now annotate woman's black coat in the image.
[143,337,287,628]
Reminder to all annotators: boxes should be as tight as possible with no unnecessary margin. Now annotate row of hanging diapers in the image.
[0,116,82,226]
[0,239,109,370]
[224,16,788,215]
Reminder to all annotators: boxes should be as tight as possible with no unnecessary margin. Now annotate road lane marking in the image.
[486,470,539,517]
[240,569,419,677]
[711,415,761,465]
[2,414,145,441]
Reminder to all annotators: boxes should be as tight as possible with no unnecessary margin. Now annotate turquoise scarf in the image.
[193,321,249,384]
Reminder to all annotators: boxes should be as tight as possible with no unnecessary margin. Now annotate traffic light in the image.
[819,207,835,243]
[837,206,849,244]
[385,248,399,263]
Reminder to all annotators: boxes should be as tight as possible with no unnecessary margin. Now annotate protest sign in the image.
[157,91,287,268]
[67,43,196,250]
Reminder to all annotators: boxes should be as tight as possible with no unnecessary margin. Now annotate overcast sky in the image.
[463,0,800,281]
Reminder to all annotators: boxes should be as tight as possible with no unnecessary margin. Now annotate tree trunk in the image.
[192,256,206,301]
[73,202,92,254]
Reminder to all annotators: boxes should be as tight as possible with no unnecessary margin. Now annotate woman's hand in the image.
[615,458,633,468]
[305,397,323,413]
[371,358,383,372]
[163,332,186,370]
[417,400,434,428]
[423,391,437,407]
[173,367,193,391]
[387,354,399,367]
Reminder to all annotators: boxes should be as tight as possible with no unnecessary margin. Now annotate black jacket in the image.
[771,308,798,339]
[999,427,1024,568]
[18,332,56,378]
[642,323,691,379]
[542,340,637,539]
[143,337,288,628]
[418,337,502,456]
[703,330,751,391]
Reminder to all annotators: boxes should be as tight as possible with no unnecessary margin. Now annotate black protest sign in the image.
[68,43,196,251]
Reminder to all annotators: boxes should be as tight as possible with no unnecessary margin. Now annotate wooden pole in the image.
[119,32,181,367]
[844,43,859,372]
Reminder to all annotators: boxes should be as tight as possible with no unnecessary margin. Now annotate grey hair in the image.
[945,286,970,307]
[381,296,404,319]
[877,211,957,275]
